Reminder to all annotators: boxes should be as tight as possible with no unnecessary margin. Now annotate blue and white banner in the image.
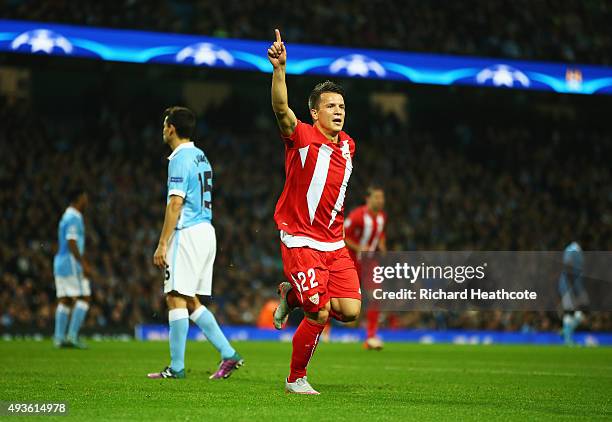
[1,19,612,95]
[135,325,612,346]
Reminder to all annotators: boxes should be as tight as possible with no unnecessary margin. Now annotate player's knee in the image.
[317,308,330,323]
[342,308,360,322]
[186,296,201,313]
[165,292,187,309]
[305,308,329,325]
[315,309,329,325]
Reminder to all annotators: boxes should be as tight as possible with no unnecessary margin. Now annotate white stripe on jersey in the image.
[371,214,385,251]
[306,144,333,223]
[299,145,309,168]
[327,144,353,228]
[280,230,345,251]
[361,213,373,250]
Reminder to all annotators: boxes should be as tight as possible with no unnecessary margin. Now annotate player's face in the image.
[312,92,345,134]
[78,193,89,210]
[367,190,385,212]
[162,117,174,144]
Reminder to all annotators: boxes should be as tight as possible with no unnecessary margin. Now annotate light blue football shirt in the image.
[53,206,85,277]
[562,241,583,270]
[167,142,212,229]
[559,241,584,298]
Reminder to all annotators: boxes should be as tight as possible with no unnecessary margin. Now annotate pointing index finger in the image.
[275,28,282,43]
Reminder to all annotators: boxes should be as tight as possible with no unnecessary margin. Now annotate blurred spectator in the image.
[0,85,610,334]
[257,298,279,329]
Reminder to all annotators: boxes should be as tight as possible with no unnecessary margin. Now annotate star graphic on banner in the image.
[29,32,55,53]
[193,48,216,66]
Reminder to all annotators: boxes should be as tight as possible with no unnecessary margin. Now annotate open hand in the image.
[153,243,168,269]
[82,260,93,278]
[267,28,286,69]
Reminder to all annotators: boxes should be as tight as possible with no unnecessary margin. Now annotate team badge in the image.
[309,293,320,305]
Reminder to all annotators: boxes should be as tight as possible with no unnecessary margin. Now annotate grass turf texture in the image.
[2,341,611,421]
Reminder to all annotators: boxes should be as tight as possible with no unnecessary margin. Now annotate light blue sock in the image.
[169,308,189,372]
[54,303,70,344]
[67,300,89,341]
[572,311,584,330]
[191,306,236,359]
[563,314,574,344]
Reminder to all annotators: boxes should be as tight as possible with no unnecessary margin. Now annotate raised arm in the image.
[268,29,297,136]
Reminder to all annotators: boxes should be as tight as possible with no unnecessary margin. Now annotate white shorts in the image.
[164,222,216,297]
[55,274,91,298]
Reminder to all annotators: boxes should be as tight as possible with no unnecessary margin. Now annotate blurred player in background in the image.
[147,107,242,379]
[344,185,387,350]
[53,188,91,349]
[559,241,589,345]
[268,29,361,395]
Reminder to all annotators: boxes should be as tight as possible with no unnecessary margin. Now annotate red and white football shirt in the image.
[344,205,386,262]
[274,120,355,251]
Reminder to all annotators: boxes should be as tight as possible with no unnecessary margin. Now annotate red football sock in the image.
[366,309,380,339]
[286,287,300,309]
[288,318,325,382]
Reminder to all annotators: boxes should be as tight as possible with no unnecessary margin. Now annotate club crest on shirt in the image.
[309,293,320,305]
[341,140,351,161]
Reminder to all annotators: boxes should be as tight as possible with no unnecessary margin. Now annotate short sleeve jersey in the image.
[274,120,355,251]
[53,206,85,277]
[167,142,212,229]
[344,205,386,261]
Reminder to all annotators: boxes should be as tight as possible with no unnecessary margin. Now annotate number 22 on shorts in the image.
[292,268,318,294]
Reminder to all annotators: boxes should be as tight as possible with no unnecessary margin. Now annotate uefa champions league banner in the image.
[1,19,612,95]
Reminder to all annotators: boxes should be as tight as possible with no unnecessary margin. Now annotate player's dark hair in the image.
[308,80,345,110]
[162,106,196,139]
[366,184,384,197]
[68,186,86,204]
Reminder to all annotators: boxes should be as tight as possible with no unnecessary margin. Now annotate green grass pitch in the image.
[2,340,611,421]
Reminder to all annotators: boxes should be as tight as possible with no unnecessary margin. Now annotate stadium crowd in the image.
[2,0,611,64]
[1,88,611,334]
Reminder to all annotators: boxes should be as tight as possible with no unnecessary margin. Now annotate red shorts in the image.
[280,243,361,313]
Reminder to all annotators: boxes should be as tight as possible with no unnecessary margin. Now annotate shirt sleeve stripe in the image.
[168,189,186,198]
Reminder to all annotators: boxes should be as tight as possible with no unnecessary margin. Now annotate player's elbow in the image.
[272,103,289,115]
[168,196,184,212]
[67,239,78,252]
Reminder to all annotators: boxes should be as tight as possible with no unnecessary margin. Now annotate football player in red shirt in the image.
[344,186,387,350]
[268,29,360,395]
